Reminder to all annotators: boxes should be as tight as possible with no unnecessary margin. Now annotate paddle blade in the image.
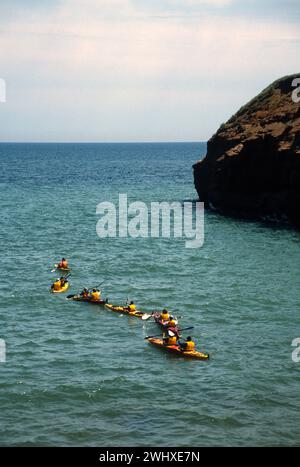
[141,314,152,320]
[145,333,163,339]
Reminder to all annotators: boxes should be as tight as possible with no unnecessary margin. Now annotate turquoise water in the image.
[0,142,300,446]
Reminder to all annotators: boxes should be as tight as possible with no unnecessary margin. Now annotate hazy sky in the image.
[0,0,299,142]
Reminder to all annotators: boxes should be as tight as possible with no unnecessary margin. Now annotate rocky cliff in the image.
[193,74,300,227]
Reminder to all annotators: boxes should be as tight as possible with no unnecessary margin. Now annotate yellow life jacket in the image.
[91,291,100,300]
[53,280,61,290]
[167,336,177,346]
[161,312,169,321]
[168,319,176,327]
[129,304,136,312]
[185,341,195,351]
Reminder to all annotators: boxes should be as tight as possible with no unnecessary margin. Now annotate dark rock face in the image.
[193,74,300,227]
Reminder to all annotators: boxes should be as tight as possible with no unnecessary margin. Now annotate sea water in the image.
[0,142,299,446]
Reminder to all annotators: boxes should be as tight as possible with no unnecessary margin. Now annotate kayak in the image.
[51,282,69,294]
[105,303,152,320]
[67,294,106,305]
[147,338,209,360]
[153,312,178,327]
[54,264,71,272]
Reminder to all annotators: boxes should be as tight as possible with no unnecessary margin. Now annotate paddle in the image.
[88,280,105,291]
[167,326,195,337]
[144,326,194,339]
[141,313,153,321]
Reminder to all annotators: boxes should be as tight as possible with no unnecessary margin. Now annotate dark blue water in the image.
[0,143,300,446]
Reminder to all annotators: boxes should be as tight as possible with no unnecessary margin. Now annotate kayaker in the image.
[160,309,170,322]
[127,301,136,312]
[58,258,68,269]
[179,336,196,351]
[90,289,101,301]
[60,276,68,287]
[163,329,178,346]
[80,288,90,298]
[52,278,62,291]
[167,315,177,328]
[166,316,180,339]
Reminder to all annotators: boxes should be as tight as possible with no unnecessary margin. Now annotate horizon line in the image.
[0,140,207,145]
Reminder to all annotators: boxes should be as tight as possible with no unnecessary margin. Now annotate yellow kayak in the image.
[147,338,209,360]
[51,282,69,294]
[105,303,152,320]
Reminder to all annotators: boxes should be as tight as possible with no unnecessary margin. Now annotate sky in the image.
[0,0,299,142]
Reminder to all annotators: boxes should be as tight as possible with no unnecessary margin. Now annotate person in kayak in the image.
[51,277,67,291]
[166,315,177,328]
[58,258,68,269]
[163,334,178,346]
[163,329,178,346]
[179,336,196,352]
[127,301,136,312]
[52,278,62,291]
[165,316,181,338]
[80,288,90,298]
[160,309,170,322]
[90,289,101,301]
[60,276,68,287]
